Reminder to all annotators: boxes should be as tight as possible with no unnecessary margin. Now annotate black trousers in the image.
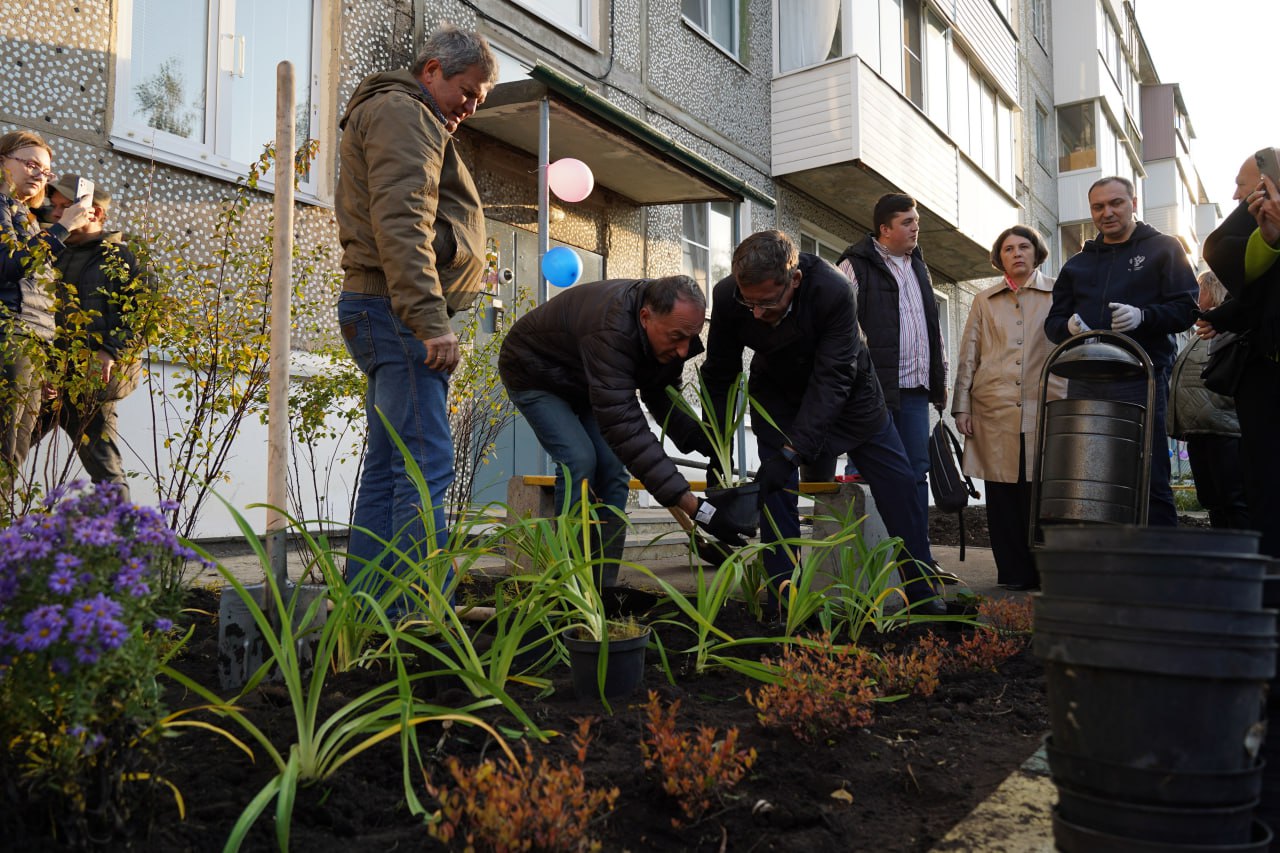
[1185,434,1251,531]
[1234,357,1280,557]
[986,434,1037,587]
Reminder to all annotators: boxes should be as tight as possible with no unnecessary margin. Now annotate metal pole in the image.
[537,96,550,306]
[267,61,295,609]
[537,96,550,476]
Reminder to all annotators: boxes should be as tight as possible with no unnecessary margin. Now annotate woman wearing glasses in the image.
[0,130,92,493]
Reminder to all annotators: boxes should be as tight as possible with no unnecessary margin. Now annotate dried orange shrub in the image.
[978,596,1034,634]
[745,635,877,743]
[640,691,757,825]
[426,718,618,852]
[947,627,1027,672]
[874,636,946,697]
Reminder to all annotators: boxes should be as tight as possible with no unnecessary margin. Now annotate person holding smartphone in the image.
[1203,150,1280,557]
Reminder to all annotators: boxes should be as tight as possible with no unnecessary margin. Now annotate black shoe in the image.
[931,563,963,585]
[908,598,948,617]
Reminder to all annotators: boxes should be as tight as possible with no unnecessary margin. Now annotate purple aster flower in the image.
[66,611,95,644]
[74,645,100,665]
[51,657,71,675]
[97,618,128,649]
[153,617,174,632]
[54,553,82,572]
[48,568,78,595]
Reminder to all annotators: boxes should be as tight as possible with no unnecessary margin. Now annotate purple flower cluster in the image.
[0,481,191,681]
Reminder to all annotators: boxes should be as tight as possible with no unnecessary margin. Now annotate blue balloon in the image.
[541,246,583,288]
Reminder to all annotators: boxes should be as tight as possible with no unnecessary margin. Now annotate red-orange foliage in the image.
[640,691,757,825]
[426,718,619,851]
[746,635,878,743]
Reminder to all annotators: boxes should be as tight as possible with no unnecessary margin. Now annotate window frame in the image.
[681,200,739,299]
[111,0,330,201]
[682,0,741,59]
[512,0,595,44]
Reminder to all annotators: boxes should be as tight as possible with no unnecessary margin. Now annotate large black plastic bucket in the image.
[1037,527,1268,610]
[1035,526,1273,848]
[564,627,650,701]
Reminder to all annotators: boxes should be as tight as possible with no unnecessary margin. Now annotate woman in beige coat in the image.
[952,225,1065,589]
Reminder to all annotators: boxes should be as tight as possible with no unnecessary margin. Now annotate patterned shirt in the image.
[838,239,941,390]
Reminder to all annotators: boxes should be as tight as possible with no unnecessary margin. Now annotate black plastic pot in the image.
[1045,737,1265,807]
[564,626,650,701]
[1056,783,1257,845]
[1052,810,1274,853]
[704,482,762,531]
[1037,527,1268,611]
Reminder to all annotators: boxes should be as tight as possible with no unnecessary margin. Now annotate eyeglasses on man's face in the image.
[733,272,797,311]
[4,155,56,183]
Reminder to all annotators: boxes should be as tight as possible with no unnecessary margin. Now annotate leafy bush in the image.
[640,691,756,825]
[746,636,877,743]
[0,481,196,840]
[426,718,618,851]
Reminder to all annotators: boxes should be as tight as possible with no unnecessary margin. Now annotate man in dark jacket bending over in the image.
[498,275,754,585]
[702,230,944,615]
[1045,176,1197,526]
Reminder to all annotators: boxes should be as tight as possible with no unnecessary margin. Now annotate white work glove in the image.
[1067,313,1091,335]
[1108,302,1142,333]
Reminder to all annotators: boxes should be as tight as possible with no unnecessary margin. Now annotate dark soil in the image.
[117,580,1048,853]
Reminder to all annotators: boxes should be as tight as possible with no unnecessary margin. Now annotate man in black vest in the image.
[703,230,944,616]
[838,193,955,582]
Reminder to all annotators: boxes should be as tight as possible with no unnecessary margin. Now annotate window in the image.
[1030,0,1047,45]
[1034,103,1051,167]
[682,0,739,57]
[878,0,903,90]
[1058,103,1096,173]
[1037,220,1056,272]
[113,0,322,192]
[778,0,840,73]
[924,11,948,129]
[902,0,923,109]
[800,231,844,265]
[682,202,736,294]
[1060,222,1097,261]
[515,0,592,41]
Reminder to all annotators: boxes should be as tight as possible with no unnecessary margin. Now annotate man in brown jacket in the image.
[335,25,497,602]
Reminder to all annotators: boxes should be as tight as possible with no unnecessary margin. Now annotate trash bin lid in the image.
[1049,338,1147,380]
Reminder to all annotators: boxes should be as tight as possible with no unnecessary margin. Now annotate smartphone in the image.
[1257,147,1280,189]
[73,176,94,202]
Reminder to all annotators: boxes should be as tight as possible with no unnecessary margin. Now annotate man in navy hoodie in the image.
[1045,176,1198,526]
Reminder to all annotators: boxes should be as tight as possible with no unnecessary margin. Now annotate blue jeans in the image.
[1068,367,1176,527]
[507,387,630,586]
[338,293,454,591]
[760,413,936,603]
[890,388,932,516]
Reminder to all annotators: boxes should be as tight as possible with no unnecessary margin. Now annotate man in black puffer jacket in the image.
[34,175,145,498]
[499,275,754,584]
[702,230,943,615]
[1046,176,1197,527]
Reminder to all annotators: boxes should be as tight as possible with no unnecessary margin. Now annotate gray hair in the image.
[732,230,797,289]
[412,24,499,85]
[1090,175,1136,198]
[643,275,705,314]
[1197,270,1228,309]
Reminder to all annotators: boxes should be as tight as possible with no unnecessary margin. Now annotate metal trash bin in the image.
[1030,332,1155,544]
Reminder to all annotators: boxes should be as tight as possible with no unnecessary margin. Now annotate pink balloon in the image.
[548,158,594,202]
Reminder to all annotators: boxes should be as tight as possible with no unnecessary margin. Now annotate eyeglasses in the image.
[734,274,796,310]
[4,156,56,183]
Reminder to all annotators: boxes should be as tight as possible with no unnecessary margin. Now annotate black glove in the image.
[694,496,755,546]
[754,447,799,497]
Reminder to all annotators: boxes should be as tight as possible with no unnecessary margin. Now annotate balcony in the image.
[771,56,1016,282]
